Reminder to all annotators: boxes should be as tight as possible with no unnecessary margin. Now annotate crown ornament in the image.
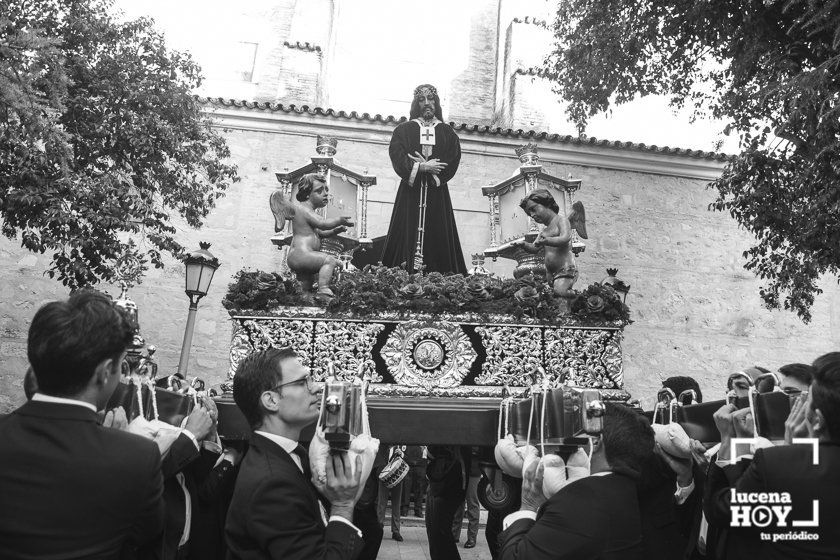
[515,143,540,165]
[315,136,338,157]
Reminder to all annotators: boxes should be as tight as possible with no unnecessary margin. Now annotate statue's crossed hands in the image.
[409,151,447,176]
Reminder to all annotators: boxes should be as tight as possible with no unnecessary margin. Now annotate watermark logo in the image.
[728,438,820,542]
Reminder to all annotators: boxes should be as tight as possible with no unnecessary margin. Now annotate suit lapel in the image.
[249,433,328,527]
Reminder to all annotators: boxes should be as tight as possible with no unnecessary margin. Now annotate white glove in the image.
[126,416,182,456]
[653,423,692,459]
[309,428,380,503]
[540,454,567,498]
[494,434,538,478]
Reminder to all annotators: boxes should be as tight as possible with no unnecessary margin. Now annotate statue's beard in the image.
[422,106,434,119]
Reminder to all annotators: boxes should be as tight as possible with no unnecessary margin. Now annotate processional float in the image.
[222,139,626,422]
[215,139,634,509]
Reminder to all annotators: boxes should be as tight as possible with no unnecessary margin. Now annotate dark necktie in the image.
[293,444,330,519]
[292,444,311,481]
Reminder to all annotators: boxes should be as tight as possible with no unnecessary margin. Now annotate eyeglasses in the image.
[271,374,315,394]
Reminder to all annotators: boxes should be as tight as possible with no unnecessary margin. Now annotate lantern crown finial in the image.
[316,135,338,156]
[515,143,540,165]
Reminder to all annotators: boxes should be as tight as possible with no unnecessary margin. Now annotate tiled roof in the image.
[282,41,321,53]
[514,67,550,79]
[203,97,730,161]
[512,16,549,29]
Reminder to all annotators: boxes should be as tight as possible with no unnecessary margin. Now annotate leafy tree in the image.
[0,0,237,288]
[545,0,840,322]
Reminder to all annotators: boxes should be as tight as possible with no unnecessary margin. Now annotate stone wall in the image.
[446,0,500,126]
[494,1,557,129]
[1,107,837,412]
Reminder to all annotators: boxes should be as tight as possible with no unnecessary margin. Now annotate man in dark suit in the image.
[188,443,242,560]
[159,402,218,560]
[0,290,164,559]
[425,445,471,560]
[225,347,365,560]
[498,404,654,560]
[704,351,840,560]
[639,375,707,560]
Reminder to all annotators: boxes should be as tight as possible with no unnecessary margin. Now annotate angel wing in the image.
[568,200,588,239]
[269,190,295,233]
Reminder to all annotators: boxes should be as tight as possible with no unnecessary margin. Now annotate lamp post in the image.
[601,268,630,303]
[176,242,220,378]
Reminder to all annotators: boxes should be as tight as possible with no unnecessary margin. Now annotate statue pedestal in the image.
[222,308,628,443]
[484,232,545,279]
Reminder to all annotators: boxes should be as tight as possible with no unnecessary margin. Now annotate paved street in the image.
[377,513,492,560]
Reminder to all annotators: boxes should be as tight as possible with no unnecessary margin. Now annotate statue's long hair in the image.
[409,84,444,121]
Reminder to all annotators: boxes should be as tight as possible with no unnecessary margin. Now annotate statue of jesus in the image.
[380,84,467,274]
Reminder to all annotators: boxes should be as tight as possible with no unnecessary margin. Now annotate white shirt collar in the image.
[412,117,439,126]
[254,430,298,455]
[32,393,97,413]
[255,430,303,473]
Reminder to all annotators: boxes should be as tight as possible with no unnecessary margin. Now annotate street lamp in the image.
[176,242,220,378]
[601,268,630,303]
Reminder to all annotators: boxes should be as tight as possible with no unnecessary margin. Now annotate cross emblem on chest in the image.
[418,123,435,151]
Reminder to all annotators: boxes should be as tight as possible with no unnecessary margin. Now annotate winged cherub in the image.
[269,173,354,298]
[518,189,588,297]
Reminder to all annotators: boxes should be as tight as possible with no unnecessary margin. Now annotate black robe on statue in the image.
[381,120,467,274]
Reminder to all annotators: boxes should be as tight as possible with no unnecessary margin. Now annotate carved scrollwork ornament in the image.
[229,319,315,378]
[114,252,144,289]
[543,328,622,389]
[312,321,385,382]
[228,325,253,378]
[382,320,476,389]
[475,325,543,386]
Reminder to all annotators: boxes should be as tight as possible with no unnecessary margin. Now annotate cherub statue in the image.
[517,189,588,297]
[270,173,354,298]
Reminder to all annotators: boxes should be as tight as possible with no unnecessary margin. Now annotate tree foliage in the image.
[0,0,238,288]
[545,0,840,322]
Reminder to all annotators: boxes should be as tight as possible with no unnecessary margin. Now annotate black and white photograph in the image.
[2,1,839,559]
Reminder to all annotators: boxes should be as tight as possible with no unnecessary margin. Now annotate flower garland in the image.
[223,265,631,324]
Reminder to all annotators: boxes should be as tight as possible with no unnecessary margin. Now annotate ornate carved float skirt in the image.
[221,309,628,444]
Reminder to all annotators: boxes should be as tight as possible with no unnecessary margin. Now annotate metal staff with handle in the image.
[413,173,429,272]
[412,122,436,273]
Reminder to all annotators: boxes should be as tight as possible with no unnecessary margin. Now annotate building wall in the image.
[446,0,500,126]
[494,0,557,129]
[1,107,837,412]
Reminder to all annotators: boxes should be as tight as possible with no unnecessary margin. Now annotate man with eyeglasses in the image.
[225,347,365,560]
